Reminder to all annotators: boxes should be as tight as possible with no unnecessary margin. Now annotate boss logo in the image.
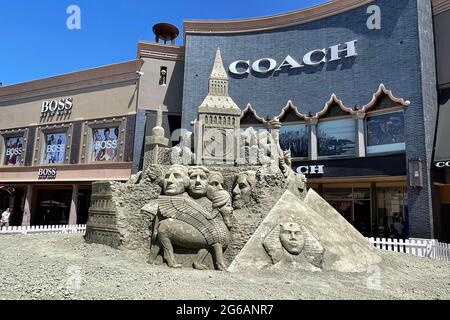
[435,161,450,168]
[38,168,57,180]
[41,98,73,115]
[95,140,117,150]
[6,147,23,156]
[46,144,65,153]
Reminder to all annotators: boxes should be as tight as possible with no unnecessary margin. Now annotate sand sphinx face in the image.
[279,222,305,255]
[263,221,324,269]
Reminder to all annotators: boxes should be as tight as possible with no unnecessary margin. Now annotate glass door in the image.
[324,187,372,237]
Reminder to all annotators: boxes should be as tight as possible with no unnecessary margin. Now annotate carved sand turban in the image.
[208,171,224,185]
[212,189,231,209]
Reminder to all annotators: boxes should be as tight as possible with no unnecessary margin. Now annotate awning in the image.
[435,88,450,163]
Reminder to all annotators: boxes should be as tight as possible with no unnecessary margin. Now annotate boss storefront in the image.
[0,60,142,226]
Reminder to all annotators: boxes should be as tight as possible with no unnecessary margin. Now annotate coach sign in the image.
[229,40,358,76]
[435,161,450,168]
[296,165,325,175]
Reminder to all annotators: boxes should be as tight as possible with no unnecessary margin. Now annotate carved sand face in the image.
[232,174,253,209]
[188,168,209,197]
[219,199,233,216]
[162,167,188,196]
[206,174,223,200]
[279,222,304,255]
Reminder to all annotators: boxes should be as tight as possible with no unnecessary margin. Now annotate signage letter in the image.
[275,55,303,71]
[41,101,50,114]
[229,60,250,75]
[252,58,277,74]
[329,40,358,62]
[296,166,309,174]
[303,49,327,66]
[309,165,325,174]
[65,97,73,110]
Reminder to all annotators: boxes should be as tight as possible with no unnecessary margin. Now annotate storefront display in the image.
[43,132,67,164]
[318,119,356,157]
[92,128,118,162]
[5,137,24,166]
[367,112,405,154]
[279,124,309,158]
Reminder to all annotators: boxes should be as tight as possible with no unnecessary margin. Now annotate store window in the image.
[279,124,309,158]
[323,187,371,237]
[43,132,67,164]
[4,136,24,166]
[366,112,405,154]
[375,187,408,239]
[318,119,356,157]
[92,127,119,162]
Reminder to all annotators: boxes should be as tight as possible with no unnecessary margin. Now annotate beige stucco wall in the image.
[138,57,184,114]
[434,10,450,87]
[0,81,138,130]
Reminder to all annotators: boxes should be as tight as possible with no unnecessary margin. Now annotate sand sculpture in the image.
[85,48,381,273]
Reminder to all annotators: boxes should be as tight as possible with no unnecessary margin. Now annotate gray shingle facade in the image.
[181,0,438,238]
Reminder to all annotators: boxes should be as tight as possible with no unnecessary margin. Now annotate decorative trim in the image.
[433,0,450,15]
[184,0,374,35]
[240,104,268,124]
[312,94,355,119]
[0,60,143,103]
[276,100,309,122]
[137,41,185,61]
[359,84,410,113]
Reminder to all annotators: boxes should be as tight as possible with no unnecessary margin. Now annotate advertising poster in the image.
[5,137,24,166]
[43,133,67,164]
[92,127,118,161]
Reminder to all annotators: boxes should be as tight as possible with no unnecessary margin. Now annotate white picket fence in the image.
[0,224,86,235]
[367,237,450,262]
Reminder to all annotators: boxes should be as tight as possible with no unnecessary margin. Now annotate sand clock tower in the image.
[195,48,241,164]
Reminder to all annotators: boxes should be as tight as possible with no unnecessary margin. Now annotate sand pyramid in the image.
[228,189,381,273]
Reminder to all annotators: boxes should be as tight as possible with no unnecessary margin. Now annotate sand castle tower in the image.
[195,48,242,165]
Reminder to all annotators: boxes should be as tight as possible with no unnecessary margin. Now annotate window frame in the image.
[35,124,73,166]
[278,121,310,161]
[317,116,357,159]
[81,118,127,164]
[365,109,406,156]
[0,128,28,167]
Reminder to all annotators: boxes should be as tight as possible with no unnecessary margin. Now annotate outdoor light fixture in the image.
[408,158,424,189]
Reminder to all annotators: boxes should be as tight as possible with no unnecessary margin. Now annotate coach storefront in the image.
[0,60,142,226]
[182,0,438,239]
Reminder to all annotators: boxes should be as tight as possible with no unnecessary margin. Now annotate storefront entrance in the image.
[309,182,408,238]
[323,188,372,236]
[35,189,72,225]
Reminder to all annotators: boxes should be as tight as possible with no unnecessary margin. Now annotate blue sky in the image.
[0,0,324,86]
